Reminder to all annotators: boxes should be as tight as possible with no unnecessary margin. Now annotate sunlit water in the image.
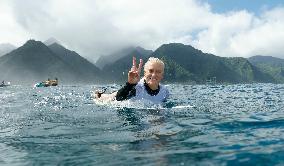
[1,84,284,165]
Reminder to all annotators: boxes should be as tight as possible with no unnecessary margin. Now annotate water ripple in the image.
[1,84,284,165]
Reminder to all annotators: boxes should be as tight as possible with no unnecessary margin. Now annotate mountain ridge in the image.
[0,39,282,84]
[0,40,102,84]
[151,43,274,83]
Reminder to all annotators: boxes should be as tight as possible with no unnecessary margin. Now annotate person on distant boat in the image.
[51,78,58,86]
[95,57,169,103]
[43,78,51,87]
[1,80,4,85]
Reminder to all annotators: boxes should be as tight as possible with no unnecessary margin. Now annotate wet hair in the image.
[144,57,165,72]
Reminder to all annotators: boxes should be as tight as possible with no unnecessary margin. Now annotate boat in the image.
[0,81,10,87]
[34,78,58,87]
[34,82,46,87]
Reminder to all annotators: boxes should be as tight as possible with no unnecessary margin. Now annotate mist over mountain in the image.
[0,43,16,57]
[0,40,101,84]
[96,46,153,70]
[44,37,61,46]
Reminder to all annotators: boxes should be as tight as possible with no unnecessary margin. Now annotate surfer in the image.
[95,57,169,103]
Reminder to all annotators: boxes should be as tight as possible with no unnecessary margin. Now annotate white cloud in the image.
[193,7,284,58]
[1,0,284,60]
[0,0,29,46]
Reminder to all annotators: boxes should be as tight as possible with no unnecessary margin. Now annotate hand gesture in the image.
[128,57,143,84]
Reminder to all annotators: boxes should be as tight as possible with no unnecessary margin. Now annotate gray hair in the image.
[144,57,165,72]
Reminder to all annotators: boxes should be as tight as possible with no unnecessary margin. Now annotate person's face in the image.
[144,62,164,88]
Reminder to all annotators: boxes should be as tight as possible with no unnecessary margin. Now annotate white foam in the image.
[172,105,194,109]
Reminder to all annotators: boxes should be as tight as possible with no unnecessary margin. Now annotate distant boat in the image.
[0,81,10,87]
[34,78,58,87]
[34,82,46,87]
[206,77,217,85]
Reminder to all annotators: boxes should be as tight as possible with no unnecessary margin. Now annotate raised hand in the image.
[128,57,143,84]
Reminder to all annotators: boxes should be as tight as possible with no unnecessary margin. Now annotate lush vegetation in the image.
[152,43,274,83]
[248,56,284,83]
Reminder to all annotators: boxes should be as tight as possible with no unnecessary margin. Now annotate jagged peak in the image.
[20,40,46,50]
[24,39,44,45]
[16,39,51,53]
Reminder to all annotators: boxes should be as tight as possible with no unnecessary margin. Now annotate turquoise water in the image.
[1,84,284,165]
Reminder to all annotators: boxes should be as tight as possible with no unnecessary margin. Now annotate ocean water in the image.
[1,84,284,165]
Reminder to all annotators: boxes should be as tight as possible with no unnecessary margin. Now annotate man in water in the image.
[95,57,169,103]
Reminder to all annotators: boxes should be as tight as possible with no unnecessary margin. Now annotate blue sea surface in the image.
[1,84,284,165]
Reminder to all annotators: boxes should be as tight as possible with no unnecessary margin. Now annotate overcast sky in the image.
[1,0,284,61]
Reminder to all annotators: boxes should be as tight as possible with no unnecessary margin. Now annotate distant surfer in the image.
[95,57,169,103]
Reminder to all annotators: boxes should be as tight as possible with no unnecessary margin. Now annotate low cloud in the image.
[1,0,284,61]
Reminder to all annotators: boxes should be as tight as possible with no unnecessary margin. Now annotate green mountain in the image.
[248,55,284,83]
[1,40,279,84]
[100,43,275,84]
[149,43,274,83]
[0,40,101,84]
[48,42,101,82]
